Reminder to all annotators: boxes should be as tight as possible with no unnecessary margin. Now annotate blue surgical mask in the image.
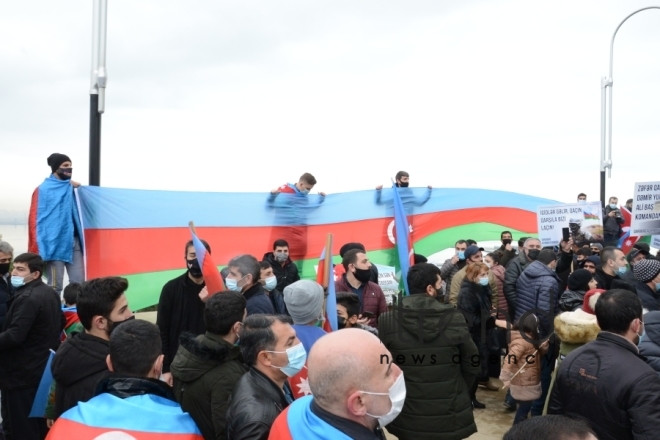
[457,251,465,260]
[610,204,617,209]
[264,276,277,291]
[578,200,586,204]
[655,283,660,292]
[267,342,307,377]
[478,277,489,286]
[226,275,247,293]
[10,275,26,288]
[300,189,310,195]
[617,265,628,276]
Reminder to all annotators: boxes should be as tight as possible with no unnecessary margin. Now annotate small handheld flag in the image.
[189,222,225,295]
[29,349,56,418]
[317,234,338,333]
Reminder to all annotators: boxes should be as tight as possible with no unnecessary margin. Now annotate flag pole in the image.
[322,233,332,288]
[189,221,197,235]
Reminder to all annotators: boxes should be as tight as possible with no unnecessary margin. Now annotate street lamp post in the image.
[600,6,660,208]
[89,0,108,187]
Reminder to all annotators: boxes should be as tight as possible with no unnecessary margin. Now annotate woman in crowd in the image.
[559,269,597,312]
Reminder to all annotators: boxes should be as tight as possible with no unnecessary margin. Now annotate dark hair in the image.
[13,253,45,278]
[454,240,467,247]
[204,291,246,335]
[537,249,557,265]
[518,237,529,248]
[273,239,289,250]
[299,173,317,185]
[339,242,366,258]
[608,196,618,203]
[109,319,161,377]
[501,231,512,239]
[486,252,501,265]
[239,314,293,366]
[576,248,592,257]
[220,267,230,282]
[395,171,409,181]
[503,414,596,440]
[185,239,211,257]
[577,193,587,200]
[259,260,272,271]
[600,246,620,266]
[336,292,360,318]
[595,289,642,334]
[228,254,261,283]
[413,253,427,264]
[63,282,82,306]
[407,263,441,295]
[626,198,633,204]
[77,277,129,331]
[342,248,364,271]
[512,314,540,348]
[466,239,477,247]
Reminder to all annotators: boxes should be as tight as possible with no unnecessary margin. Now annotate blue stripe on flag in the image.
[392,183,412,295]
[29,350,55,418]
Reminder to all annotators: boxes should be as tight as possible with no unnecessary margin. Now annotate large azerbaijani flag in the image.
[77,187,556,310]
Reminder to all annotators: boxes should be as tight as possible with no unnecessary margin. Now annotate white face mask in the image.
[264,275,277,291]
[361,372,407,428]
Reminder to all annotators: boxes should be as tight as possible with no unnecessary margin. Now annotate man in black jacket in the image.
[227,314,299,440]
[226,255,275,316]
[633,259,660,312]
[549,289,660,440]
[51,276,135,419]
[0,241,15,330]
[494,231,517,268]
[0,253,62,440]
[603,196,624,247]
[262,239,300,292]
[594,247,636,293]
[504,237,542,319]
[158,239,212,386]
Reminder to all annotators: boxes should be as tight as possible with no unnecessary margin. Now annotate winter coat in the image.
[593,268,636,293]
[635,281,660,312]
[378,293,479,440]
[490,264,507,319]
[334,276,387,327]
[449,266,498,309]
[266,288,288,316]
[457,279,494,340]
[639,311,660,376]
[500,331,548,401]
[504,252,533,319]
[515,261,561,338]
[0,275,15,330]
[440,259,467,303]
[559,289,586,312]
[243,284,275,316]
[52,331,110,418]
[263,253,300,293]
[553,309,600,349]
[549,332,660,440]
[171,332,248,440]
[226,367,292,440]
[157,272,207,373]
[603,205,624,235]
[495,245,517,269]
[0,278,63,390]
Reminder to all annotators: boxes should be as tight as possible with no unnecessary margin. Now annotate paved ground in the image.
[136,312,514,438]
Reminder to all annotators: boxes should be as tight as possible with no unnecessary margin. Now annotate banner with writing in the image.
[537,202,604,247]
[631,182,660,236]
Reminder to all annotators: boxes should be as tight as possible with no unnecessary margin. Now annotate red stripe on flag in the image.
[47,417,204,439]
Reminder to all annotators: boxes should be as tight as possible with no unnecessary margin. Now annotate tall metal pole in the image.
[600,6,660,208]
[89,0,108,186]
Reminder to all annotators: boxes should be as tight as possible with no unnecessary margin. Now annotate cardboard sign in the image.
[631,182,660,236]
[537,202,604,247]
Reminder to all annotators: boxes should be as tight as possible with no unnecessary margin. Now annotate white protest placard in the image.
[537,202,604,247]
[652,236,660,249]
[631,182,660,236]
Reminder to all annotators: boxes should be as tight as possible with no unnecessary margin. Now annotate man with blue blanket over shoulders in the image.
[28,153,85,296]
[268,328,404,440]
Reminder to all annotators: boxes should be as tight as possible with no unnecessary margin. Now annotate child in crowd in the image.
[335,292,378,335]
[62,283,84,339]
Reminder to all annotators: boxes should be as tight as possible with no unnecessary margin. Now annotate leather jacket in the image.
[95,375,177,402]
[226,367,292,440]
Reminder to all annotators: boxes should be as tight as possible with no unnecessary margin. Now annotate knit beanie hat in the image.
[583,289,606,315]
[568,269,593,291]
[47,153,71,172]
[283,280,324,325]
[633,259,660,284]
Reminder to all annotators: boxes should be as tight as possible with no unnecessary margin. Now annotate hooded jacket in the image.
[504,252,533,319]
[171,332,248,440]
[52,331,110,418]
[549,332,660,440]
[593,268,636,293]
[263,252,300,293]
[490,264,507,319]
[639,311,660,375]
[515,261,561,338]
[500,331,548,400]
[378,294,479,440]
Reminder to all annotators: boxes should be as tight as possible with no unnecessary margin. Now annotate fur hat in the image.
[583,289,606,315]
[568,269,593,291]
[283,280,324,325]
[554,309,600,344]
[633,259,660,284]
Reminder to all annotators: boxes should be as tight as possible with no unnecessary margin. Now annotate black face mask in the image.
[187,259,203,278]
[0,263,9,275]
[527,249,541,261]
[57,167,72,180]
[108,315,136,335]
[353,267,372,283]
[502,239,512,246]
[398,182,409,188]
[337,316,348,329]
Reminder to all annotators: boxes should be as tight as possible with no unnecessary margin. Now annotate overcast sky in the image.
[2,0,659,215]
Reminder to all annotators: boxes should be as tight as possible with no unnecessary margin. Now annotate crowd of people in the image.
[1,156,660,439]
